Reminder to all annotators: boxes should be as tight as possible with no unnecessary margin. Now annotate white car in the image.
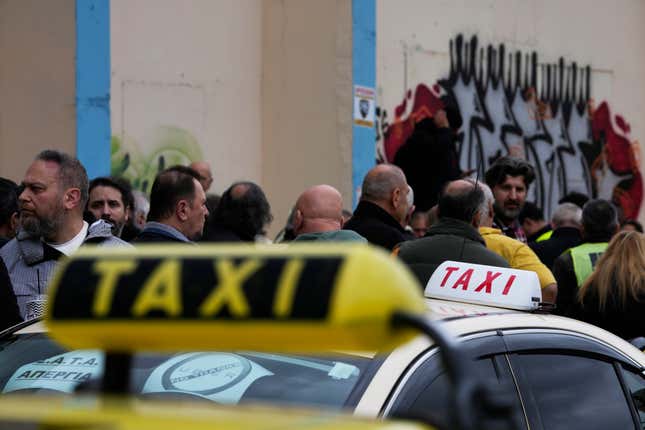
[0,247,643,430]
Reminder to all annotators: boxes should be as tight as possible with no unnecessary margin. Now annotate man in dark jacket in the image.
[343,164,411,250]
[0,178,19,248]
[554,199,618,316]
[396,179,509,286]
[393,103,462,212]
[135,166,209,243]
[529,203,582,270]
[519,202,552,243]
[0,259,22,330]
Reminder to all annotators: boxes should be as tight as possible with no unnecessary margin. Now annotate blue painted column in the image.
[76,0,111,179]
[351,0,376,207]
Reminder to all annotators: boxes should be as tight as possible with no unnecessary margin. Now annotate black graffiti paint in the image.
[377,34,613,217]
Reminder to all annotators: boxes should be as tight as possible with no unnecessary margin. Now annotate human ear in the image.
[63,188,81,210]
[392,188,401,208]
[177,200,189,221]
[293,209,303,233]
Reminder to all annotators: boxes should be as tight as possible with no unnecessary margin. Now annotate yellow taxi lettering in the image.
[132,259,182,317]
[92,260,137,316]
[273,259,305,317]
[199,259,263,317]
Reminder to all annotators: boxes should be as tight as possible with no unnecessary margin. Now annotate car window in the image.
[389,351,505,425]
[0,332,373,410]
[513,353,634,429]
[621,367,645,429]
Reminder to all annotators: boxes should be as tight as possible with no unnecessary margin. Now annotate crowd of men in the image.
[0,149,643,339]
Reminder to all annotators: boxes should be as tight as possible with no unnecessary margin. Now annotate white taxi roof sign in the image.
[425,261,542,311]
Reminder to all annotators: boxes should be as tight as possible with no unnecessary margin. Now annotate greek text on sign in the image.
[354,85,376,128]
[425,261,542,311]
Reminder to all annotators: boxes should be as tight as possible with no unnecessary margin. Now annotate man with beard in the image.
[134,166,209,243]
[484,156,536,243]
[0,150,127,318]
[86,177,133,238]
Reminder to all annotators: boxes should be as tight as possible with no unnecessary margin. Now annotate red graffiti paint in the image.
[383,84,444,162]
[591,102,643,219]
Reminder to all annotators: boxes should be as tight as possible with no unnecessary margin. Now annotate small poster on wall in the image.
[354,85,376,128]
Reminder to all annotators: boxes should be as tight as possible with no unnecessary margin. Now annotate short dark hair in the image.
[35,150,89,207]
[558,191,589,209]
[621,219,643,233]
[438,182,484,223]
[518,202,544,223]
[147,165,201,222]
[212,182,273,240]
[88,177,134,210]
[0,178,18,227]
[485,156,535,190]
[582,199,618,239]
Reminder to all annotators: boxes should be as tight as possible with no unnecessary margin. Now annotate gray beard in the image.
[493,202,520,223]
[21,214,63,241]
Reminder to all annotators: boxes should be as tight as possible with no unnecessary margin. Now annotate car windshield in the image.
[0,330,375,410]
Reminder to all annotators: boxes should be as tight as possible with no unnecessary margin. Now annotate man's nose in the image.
[18,188,30,203]
[508,188,518,200]
[100,204,112,216]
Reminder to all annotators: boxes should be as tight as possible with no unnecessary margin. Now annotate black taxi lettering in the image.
[62,256,332,320]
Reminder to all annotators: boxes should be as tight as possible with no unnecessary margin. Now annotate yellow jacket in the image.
[479,227,556,290]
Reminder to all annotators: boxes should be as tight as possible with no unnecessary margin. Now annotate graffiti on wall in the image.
[377,34,642,219]
[111,126,203,193]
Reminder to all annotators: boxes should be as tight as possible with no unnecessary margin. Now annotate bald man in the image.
[343,164,412,250]
[396,179,509,286]
[190,161,213,192]
[291,185,366,243]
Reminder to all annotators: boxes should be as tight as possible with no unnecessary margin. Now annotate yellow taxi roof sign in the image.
[0,396,433,430]
[46,244,426,353]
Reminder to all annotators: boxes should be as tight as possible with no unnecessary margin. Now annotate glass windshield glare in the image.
[0,332,372,410]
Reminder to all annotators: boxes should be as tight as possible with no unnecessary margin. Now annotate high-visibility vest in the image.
[535,230,553,242]
[570,242,608,287]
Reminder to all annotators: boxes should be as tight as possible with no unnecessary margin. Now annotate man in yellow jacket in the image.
[472,180,557,303]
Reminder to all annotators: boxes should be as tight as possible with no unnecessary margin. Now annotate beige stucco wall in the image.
[0,0,75,182]
[378,0,645,224]
[261,0,353,237]
[110,0,263,196]
[110,0,353,237]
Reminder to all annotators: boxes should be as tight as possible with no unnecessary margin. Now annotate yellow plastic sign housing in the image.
[46,244,426,353]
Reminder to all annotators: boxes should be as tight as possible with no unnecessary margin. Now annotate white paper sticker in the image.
[142,352,272,404]
[328,362,358,380]
[3,350,104,394]
[354,86,376,128]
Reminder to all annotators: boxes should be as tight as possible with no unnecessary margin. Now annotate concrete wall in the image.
[110,0,263,196]
[110,0,353,237]
[0,0,76,182]
[377,0,645,223]
[262,0,353,236]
